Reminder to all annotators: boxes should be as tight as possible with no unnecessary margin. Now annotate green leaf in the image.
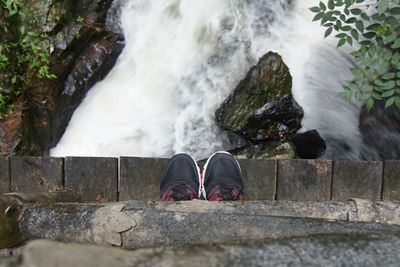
[372,93,383,100]
[341,26,352,31]
[374,79,385,86]
[383,80,396,90]
[377,0,389,14]
[319,1,327,11]
[382,90,395,97]
[359,40,372,46]
[391,53,400,65]
[325,27,333,38]
[346,17,357,23]
[309,6,320,13]
[389,7,400,15]
[345,0,354,8]
[335,33,347,38]
[366,98,374,111]
[328,0,335,10]
[382,73,395,80]
[350,8,362,15]
[351,29,359,41]
[363,32,376,39]
[396,97,400,108]
[313,12,324,21]
[356,21,364,32]
[366,23,380,31]
[337,38,346,47]
[392,39,400,49]
[360,13,370,21]
[385,96,395,108]
[385,16,399,29]
[347,36,353,45]
[385,34,397,44]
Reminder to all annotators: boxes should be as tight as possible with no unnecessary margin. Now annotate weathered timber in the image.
[1,198,400,249]
[277,160,332,200]
[65,157,118,202]
[119,157,168,201]
[10,157,63,192]
[12,235,400,267]
[332,161,383,200]
[383,160,400,201]
[0,158,9,194]
[238,159,276,200]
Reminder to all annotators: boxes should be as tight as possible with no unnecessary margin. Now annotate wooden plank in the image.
[383,160,400,201]
[64,157,118,202]
[332,161,383,201]
[0,157,9,193]
[277,160,332,201]
[238,159,276,200]
[119,157,168,201]
[10,157,63,193]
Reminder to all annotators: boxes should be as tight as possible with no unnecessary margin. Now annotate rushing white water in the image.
[51,0,361,159]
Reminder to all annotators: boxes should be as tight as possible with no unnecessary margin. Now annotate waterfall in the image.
[51,0,361,159]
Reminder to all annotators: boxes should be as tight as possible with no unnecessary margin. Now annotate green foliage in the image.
[0,0,56,119]
[310,0,400,110]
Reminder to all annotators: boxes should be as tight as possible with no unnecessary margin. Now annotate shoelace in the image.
[207,183,244,201]
[161,180,198,202]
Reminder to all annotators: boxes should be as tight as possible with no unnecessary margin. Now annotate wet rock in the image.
[233,141,297,160]
[291,130,326,159]
[359,101,400,160]
[215,52,303,141]
[49,33,124,149]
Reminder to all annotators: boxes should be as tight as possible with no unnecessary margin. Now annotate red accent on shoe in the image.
[207,186,244,201]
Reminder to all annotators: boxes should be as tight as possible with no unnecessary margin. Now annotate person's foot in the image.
[203,151,245,201]
[160,153,201,202]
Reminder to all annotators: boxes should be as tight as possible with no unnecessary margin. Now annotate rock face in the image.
[22,0,124,155]
[7,234,400,267]
[359,101,400,160]
[215,52,325,159]
[215,52,303,141]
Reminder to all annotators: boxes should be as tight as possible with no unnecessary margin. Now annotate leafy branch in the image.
[310,0,400,110]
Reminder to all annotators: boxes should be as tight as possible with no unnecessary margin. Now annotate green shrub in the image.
[310,0,400,110]
[0,0,56,119]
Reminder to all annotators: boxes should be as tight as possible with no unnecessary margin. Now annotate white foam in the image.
[51,0,361,159]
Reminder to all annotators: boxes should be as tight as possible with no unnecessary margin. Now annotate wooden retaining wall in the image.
[0,157,398,201]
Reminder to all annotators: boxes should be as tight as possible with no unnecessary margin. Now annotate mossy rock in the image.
[215,52,294,133]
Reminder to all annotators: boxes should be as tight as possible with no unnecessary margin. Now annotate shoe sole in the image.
[201,151,242,199]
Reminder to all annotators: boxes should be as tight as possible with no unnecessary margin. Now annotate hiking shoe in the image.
[160,153,201,202]
[203,151,245,201]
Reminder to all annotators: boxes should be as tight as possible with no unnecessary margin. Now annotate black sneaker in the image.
[203,151,245,201]
[160,153,201,202]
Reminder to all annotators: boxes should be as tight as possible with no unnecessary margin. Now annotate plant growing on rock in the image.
[0,0,56,119]
[310,0,400,110]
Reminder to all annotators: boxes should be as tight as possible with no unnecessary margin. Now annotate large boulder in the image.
[215,52,303,141]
